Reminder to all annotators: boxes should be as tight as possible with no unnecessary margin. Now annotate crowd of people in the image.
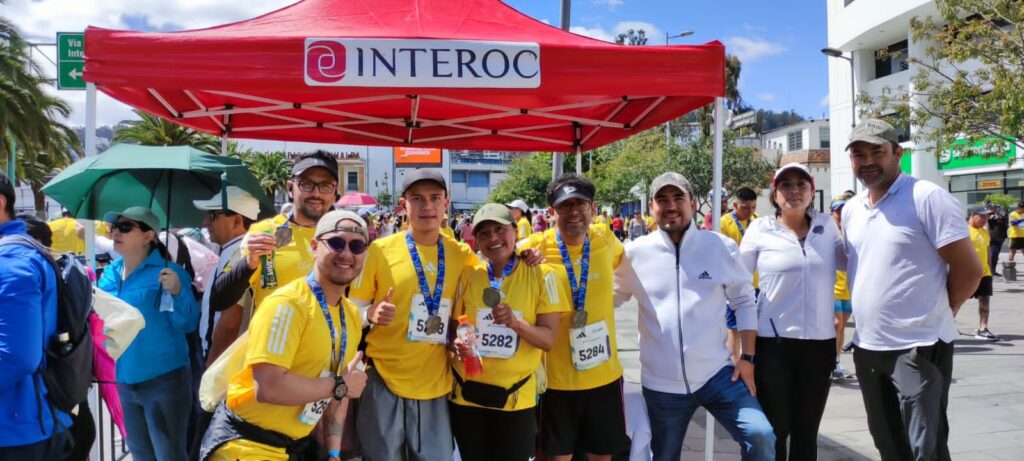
[0,118,1007,461]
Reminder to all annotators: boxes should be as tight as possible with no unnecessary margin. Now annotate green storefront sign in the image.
[899,137,1016,174]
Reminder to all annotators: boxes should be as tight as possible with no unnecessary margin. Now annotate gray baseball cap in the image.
[846,119,901,150]
[473,203,514,229]
[103,206,162,232]
[314,209,368,239]
[650,172,693,197]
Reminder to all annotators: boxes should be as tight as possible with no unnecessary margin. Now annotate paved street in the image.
[615,262,1024,460]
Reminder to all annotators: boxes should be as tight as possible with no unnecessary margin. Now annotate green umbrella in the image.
[42,144,276,228]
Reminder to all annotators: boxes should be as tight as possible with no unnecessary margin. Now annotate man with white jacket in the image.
[614,172,775,461]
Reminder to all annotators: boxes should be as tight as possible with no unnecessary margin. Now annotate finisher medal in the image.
[482,287,502,308]
[425,315,444,335]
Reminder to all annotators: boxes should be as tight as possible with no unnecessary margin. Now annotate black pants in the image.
[0,429,72,461]
[754,337,836,461]
[450,404,536,461]
[853,341,953,461]
[989,240,1004,274]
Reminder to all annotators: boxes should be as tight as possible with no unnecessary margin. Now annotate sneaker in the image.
[832,362,847,381]
[975,329,1000,341]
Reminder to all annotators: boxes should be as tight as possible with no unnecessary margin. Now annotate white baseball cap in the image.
[193,186,260,220]
[507,199,529,213]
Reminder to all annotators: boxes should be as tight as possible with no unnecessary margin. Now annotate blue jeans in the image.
[117,367,192,461]
[642,365,775,461]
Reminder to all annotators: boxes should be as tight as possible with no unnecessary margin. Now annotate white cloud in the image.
[570,26,616,42]
[594,0,624,9]
[820,94,830,106]
[725,36,786,62]
[571,21,663,44]
[757,92,777,102]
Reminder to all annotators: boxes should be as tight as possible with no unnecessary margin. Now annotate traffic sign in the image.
[57,32,85,90]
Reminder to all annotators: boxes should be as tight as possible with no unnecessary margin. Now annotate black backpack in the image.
[0,235,95,414]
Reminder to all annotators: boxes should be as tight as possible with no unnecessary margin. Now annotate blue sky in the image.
[504,0,830,119]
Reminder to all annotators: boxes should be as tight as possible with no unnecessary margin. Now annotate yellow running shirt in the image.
[834,271,850,301]
[244,214,316,311]
[720,213,758,288]
[218,278,361,461]
[452,262,569,411]
[645,215,656,232]
[521,224,624,391]
[1010,211,1024,239]
[970,226,992,277]
[441,226,456,241]
[517,217,532,240]
[48,217,84,255]
[349,231,479,399]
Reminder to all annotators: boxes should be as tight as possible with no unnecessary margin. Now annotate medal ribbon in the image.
[731,212,747,236]
[306,273,346,371]
[487,256,516,291]
[556,231,590,313]
[406,231,445,316]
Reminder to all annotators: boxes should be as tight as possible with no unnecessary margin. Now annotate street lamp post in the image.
[821,47,858,193]
[665,31,695,156]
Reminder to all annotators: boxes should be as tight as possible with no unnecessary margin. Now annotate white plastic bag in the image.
[199,331,249,412]
[92,287,146,360]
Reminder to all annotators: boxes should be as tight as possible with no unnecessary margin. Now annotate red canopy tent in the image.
[83,0,724,153]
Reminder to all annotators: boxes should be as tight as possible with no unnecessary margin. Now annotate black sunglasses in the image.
[318,236,368,255]
[110,221,140,233]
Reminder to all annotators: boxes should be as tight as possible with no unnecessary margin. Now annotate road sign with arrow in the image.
[57,32,85,90]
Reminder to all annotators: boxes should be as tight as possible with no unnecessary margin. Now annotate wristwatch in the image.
[739,353,756,364]
[332,375,348,400]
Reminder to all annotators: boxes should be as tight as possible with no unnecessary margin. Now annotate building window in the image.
[819,126,830,149]
[787,131,803,151]
[451,171,467,183]
[346,171,359,191]
[874,40,909,79]
[468,171,489,188]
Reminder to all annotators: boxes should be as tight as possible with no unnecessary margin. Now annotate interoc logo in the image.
[305,40,347,84]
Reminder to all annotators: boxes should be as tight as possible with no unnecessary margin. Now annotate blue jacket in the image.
[97,248,198,384]
[0,220,72,447]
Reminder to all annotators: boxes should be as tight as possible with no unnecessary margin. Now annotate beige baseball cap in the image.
[193,186,260,220]
[846,119,901,150]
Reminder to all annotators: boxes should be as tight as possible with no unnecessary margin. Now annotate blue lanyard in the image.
[406,232,445,316]
[306,273,345,370]
[487,256,516,291]
[731,212,747,236]
[556,231,589,313]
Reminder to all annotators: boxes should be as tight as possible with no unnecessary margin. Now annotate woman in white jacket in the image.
[739,163,847,461]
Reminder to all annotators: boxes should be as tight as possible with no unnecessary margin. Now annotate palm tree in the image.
[113,110,221,154]
[232,150,292,200]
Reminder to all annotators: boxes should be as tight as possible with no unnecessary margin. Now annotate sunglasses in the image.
[317,236,368,255]
[110,221,140,233]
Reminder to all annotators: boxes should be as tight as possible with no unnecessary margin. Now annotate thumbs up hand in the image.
[341,351,367,398]
[370,288,396,326]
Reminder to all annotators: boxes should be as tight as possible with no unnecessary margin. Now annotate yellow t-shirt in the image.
[245,214,317,311]
[645,215,656,232]
[517,217,532,240]
[441,226,456,241]
[720,213,759,288]
[1010,211,1024,239]
[592,215,608,228]
[452,262,569,410]
[834,271,850,301]
[94,221,110,238]
[349,231,479,399]
[220,278,361,460]
[48,217,84,255]
[970,226,992,277]
[521,224,624,391]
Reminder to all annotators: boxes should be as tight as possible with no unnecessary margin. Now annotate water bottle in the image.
[260,229,279,289]
[456,315,483,377]
[159,289,175,312]
[56,332,73,356]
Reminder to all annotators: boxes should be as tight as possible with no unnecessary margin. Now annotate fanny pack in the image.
[452,368,531,409]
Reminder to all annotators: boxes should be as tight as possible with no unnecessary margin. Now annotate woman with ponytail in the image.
[96,207,198,461]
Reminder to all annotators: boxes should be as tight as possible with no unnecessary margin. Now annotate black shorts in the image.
[1012,238,1024,250]
[539,378,630,456]
[450,404,535,461]
[972,275,993,298]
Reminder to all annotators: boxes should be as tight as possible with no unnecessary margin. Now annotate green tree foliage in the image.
[615,29,649,46]
[489,153,553,208]
[861,0,1024,155]
[113,110,221,154]
[984,193,1018,210]
[229,150,292,200]
[375,190,393,209]
[591,129,668,209]
[670,131,776,211]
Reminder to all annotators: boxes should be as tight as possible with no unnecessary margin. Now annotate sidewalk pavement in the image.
[615,274,1024,460]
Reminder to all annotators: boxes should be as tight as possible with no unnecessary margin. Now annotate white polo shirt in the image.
[842,174,967,351]
[739,212,847,340]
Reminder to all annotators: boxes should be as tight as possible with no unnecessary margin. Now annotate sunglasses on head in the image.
[110,221,141,233]
[317,236,368,255]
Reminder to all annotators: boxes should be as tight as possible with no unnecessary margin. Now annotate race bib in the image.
[299,371,332,426]
[407,294,452,344]
[569,320,611,371]
[476,307,523,359]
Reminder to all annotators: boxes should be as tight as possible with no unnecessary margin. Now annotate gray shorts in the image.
[356,368,453,461]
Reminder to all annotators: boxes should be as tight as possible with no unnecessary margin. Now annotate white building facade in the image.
[763,119,833,212]
[825,0,1024,205]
